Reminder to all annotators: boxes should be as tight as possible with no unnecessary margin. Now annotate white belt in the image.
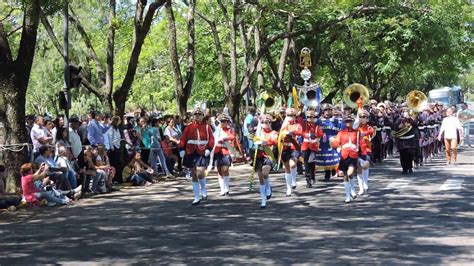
[283,143,292,146]
[342,143,357,149]
[375,128,382,131]
[187,140,208,145]
[216,144,226,147]
[418,126,425,130]
[399,134,414,139]
[303,138,320,143]
[383,126,391,130]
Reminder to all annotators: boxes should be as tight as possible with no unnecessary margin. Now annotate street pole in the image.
[63,0,70,137]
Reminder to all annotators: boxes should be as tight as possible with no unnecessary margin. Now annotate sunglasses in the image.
[221,120,229,123]
[359,116,368,118]
[287,114,295,117]
[262,121,271,124]
[194,113,203,116]
[306,116,314,118]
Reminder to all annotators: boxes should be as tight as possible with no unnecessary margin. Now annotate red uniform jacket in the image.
[281,121,303,150]
[331,128,368,159]
[214,127,236,155]
[257,128,278,158]
[358,124,375,154]
[300,121,323,152]
[179,121,214,155]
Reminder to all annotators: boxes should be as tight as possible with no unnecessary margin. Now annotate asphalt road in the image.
[1,148,473,264]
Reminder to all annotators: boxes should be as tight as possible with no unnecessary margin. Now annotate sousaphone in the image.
[343,83,370,109]
[406,90,428,113]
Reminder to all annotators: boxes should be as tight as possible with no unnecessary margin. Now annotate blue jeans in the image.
[130,173,153,186]
[67,169,77,189]
[35,190,69,206]
[150,145,170,175]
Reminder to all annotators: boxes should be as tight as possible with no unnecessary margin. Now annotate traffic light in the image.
[58,91,71,110]
[69,65,82,88]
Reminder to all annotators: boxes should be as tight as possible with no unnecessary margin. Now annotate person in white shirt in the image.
[30,115,52,156]
[457,102,473,148]
[438,108,463,164]
[68,115,83,159]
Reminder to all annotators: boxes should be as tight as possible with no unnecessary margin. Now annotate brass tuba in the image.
[406,90,428,113]
[257,91,281,114]
[343,83,370,109]
[298,84,320,110]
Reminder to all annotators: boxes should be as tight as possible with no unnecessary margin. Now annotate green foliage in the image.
[18,1,474,115]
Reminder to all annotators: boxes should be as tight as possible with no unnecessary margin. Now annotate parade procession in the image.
[1,1,473,264]
[177,48,461,208]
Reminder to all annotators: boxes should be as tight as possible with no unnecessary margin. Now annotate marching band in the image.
[177,48,462,208]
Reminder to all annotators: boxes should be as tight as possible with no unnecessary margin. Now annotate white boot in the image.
[264,177,272,199]
[223,175,230,195]
[218,177,225,196]
[357,175,365,195]
[285,173,292,196]
[192,182,200,205]
[199,178,207,200]
[259,185,267,208]
[350,178,357,199]
[362,169,369,191]
[290,167,297,189]
[344,181,352,203]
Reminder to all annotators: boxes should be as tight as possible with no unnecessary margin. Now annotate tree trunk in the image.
[113,0,166,117]
[0,0,40,192]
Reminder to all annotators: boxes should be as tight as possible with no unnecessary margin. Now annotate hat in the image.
[321,103,332,110]
[25,115,34,120]
[43,116,52,122]
[260,114,272,122]
[370,99,377,105]
[218,114,230,122]
[343,115,355,122]
[69,115,80,123]
[357,109,369,116]
[377,103,386,109]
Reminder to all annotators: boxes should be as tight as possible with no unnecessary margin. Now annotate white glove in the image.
[205,149,211,157]
[179,150,185,158]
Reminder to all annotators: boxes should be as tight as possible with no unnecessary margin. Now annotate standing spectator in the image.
[78,115,90,145]
[107,116,123,182]
[87,111,111,146]
[30,115,52,157]
[150,117,173,177]
[457,102,472,148]
[164,117,182,173]
[44,116,56,144]
[136,117,153,164]
[68,115,83,159]
[438,107,464,165]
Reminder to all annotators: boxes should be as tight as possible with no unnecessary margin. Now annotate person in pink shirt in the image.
[21,163,81,206]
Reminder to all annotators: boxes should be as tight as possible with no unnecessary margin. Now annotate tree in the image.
[165,0,195,117]
[0,1,41,192]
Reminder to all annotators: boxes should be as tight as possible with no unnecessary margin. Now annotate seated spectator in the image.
[34,145,71,191]
[123,151,154,186]
[77,147,107,194]
[21,163,82,207]
[92,145,117,191]
[55,146,79,190]
[0,165,23,210]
